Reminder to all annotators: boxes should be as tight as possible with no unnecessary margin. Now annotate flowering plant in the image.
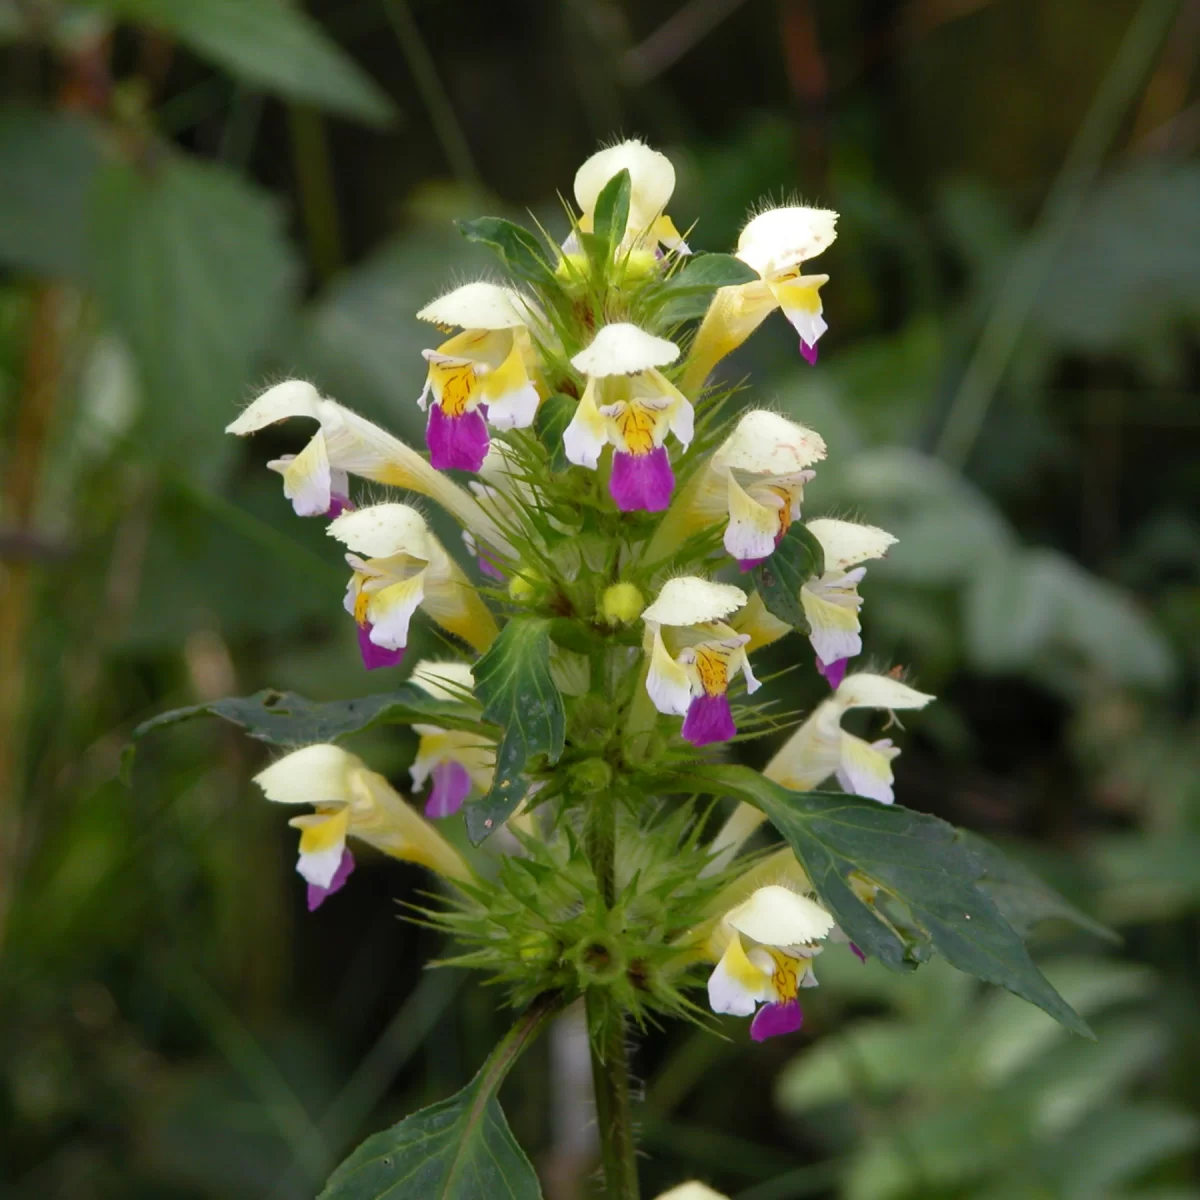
[135,140,1096,1199]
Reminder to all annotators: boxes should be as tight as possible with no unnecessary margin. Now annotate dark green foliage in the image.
[467,619,566,843]
[643,252,759,321]
[90,0,395,123]
[749,522,825,629]
[129,684,483,754]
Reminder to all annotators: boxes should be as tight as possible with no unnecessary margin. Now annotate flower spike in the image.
[329,504,498,670]
[253,743,470,909]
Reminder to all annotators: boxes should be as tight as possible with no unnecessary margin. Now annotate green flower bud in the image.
[601,582,644,625]
[569,757,612,794]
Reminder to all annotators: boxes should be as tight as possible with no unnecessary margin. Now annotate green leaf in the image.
[88,0,394,124]
[700,765,1092,1037]
[127,685,483,773]
[320,996,557,1199]
[591,168,631,263]
[467,619,565,844]
[533,393,576,472]
[0,109,104,277]
[961,831,1119,944]
[88,154,296,482]
[749,522,825,629]
[650,252,759,320]
[456,217,556,290]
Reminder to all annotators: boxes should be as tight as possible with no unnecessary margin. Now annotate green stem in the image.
[586,989,641,1199]
[584,779,640,1197]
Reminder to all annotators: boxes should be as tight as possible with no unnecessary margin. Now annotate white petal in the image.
[327,504,431,560]
[296,841,345,888]
[485,381,540,431]
[574,139,675,228]
[667,391,694,448]
[725,885,835,947]
[723,473,780,561]
[713,410,827,476]
[781,304,828,347]
[562,385,608,469]
[835,673,934,713]
[571,323,679,377]
[737,206,839,277]
[254,744,364,805]
[706,936,772,1016]
[655,1185,730,1200]
[367,574,426,650]
[807,518,897,571]
[740,653,762,695]
[410,660,475,701]
[267,433,331,517]
[226,379,321,435]
[803,586,864,667]
[641,577,748,627]
[762,701,843,791]
[837,734,899,804]
[416,281,527,330]
[646,628,693,716]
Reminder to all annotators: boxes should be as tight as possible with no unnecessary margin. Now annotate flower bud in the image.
[601,581,644,624]
[508,568,544,602]
[569,757,613,794]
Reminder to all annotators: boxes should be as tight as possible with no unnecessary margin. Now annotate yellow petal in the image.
[267,432,332,518]
[289,806,351,856]
[254,744,364,806]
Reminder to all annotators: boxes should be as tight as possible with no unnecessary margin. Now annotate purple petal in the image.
[750,999,803,1042]
[424,759,472,819]
[800,339,819,366]
[817,655,848,690]
[681,692,736,746]
[326,493,354,519]
[849,942,867,963]
[609,447,674,513]
[358,623,406,671]
[478,553,506,583]
[427,403,489,472]
[737,555,767,572]
[307,848,355,911]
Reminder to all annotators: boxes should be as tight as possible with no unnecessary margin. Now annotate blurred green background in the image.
[1,0,1198,1197]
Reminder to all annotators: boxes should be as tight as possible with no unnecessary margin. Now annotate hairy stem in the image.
[585,990,640,1199]
[585,782,640,1197]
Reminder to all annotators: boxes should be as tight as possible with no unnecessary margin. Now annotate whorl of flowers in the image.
[225,139,919,1048]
